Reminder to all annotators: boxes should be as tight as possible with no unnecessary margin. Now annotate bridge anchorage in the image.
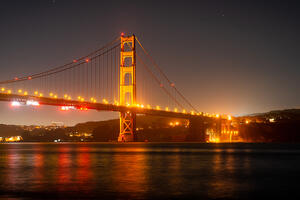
[0,33,237,142]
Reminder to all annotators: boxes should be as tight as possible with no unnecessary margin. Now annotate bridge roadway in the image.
[0,93,210,120]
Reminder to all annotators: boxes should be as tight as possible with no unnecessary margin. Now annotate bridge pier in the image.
[118,111,136,142]
[187,117,207,142]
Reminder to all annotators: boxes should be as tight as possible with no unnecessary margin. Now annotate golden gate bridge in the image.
[0,33,235,142]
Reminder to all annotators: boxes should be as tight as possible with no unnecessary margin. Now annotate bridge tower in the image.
[118,34,137,142]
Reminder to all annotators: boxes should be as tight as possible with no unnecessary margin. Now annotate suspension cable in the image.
[0,43,120,85]
[135,37,199,112]
[0,36,120,85]
[136,53,184,110]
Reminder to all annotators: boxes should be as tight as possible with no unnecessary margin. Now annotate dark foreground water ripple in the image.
[0,142,300,199]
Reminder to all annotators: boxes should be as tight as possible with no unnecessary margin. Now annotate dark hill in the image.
[0,124,24,137]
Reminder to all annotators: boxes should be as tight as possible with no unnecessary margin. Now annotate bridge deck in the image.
[0,93,207,119]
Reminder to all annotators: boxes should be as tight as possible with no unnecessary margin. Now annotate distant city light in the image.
[3,136,22,142]
[11,101,21,107]
[26,100,40,106]
[60,106,69,111]
[60,106,75,111]
[78,106,88,111]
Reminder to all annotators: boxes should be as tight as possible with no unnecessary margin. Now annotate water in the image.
[0,143,300,199]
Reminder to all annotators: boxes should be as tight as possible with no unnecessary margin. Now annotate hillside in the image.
[238,109,300,142]
[0,124,24,137]
[246,109,300,120]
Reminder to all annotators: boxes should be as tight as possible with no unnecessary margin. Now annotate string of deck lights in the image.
[1,87,233,119]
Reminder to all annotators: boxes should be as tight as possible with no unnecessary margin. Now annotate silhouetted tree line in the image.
[20,123,189,142]
[21,128,70,142]
[239,120,300,142]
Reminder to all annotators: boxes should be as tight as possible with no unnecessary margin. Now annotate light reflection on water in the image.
[0,143,300,199]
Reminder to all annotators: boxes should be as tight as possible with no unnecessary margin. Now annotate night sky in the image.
[0,0,299,126]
